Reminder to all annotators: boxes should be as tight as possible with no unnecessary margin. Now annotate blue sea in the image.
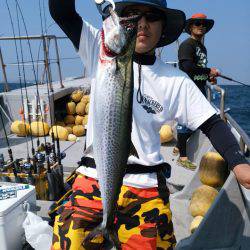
[213,85,250,137]
[1,83,250,137]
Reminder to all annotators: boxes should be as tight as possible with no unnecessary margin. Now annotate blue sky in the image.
[0,0,249,85]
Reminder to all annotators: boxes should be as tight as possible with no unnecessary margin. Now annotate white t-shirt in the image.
[76,20,216,188]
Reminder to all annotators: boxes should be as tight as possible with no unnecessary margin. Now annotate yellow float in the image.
[11,120,30,137]
[159,124,174,143]
[189,185,218,217]
[30,121,50,137]
[199,152,228,187]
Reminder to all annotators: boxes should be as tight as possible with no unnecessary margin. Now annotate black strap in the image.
[79,156,171,204]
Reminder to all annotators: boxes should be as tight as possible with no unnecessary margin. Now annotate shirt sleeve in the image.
[78,20,101,78]
[180,60,211,76]
[178,42,194,61]
[49,0,82,50]
[199,115,249,169]
[172,77,217,130]
[178,42,211,76]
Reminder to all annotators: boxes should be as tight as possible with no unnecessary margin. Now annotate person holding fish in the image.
[49,0,250,249]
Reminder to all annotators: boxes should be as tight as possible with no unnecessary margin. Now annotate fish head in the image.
[102,5,140,56]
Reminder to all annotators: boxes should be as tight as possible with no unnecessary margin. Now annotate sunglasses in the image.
[123,10,164,22]
[193,20,206,27]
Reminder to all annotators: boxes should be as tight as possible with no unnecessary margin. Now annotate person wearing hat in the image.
[49,1,250,249]
[173,13,220,170]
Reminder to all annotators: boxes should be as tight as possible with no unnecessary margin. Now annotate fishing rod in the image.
[5,0,33,182]
[218,74,250,88]
[5,0,48,181]
[44,38,62,167]
[15,4,38,175]
[14,0,49,159]
[0,110,22,183]
[38,0,61,168]
[5,1,31,162]
[38,0,66,200]
[16,7,38,184]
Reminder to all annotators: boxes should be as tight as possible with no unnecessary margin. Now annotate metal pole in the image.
[42,35,53,92]
[53,36,64,88]
[0,47,9,92]
[207,86,211,102]
[220,88,226,121]
[239,137,246,154]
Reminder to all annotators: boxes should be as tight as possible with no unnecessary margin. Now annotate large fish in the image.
[84,1,139,249]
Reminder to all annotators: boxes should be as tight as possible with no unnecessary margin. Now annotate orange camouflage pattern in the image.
[51,174,176,250]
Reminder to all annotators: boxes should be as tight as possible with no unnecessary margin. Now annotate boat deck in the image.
[1,79,250,248]
[0,132,200,188]
[0,130,211,243]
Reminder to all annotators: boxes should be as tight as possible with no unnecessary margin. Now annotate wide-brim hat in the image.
[185,13,214,35]
[113,0,186,47]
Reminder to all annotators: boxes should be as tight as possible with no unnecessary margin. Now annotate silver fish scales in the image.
[84,2,139,249]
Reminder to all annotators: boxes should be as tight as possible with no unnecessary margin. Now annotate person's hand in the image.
[209,76,217,85]
[233,163,250,189]
[209,67,220,77]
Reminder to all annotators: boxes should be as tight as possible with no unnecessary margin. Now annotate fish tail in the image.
[84,224,121,250]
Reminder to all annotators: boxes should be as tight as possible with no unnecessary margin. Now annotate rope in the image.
[136,63,143,103]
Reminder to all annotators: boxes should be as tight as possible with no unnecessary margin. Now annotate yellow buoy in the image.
[11,120,30,137]
[68,134,77,142]
[66,101,76,115]
[159,124,174,143]
[85,103,89,114]
[81,95,90,103]
[76,102,86,116]
[64,115,75,125]
[189,185,218,217]
[73,125,85,137]
[199,152,228,187]
[82,115,88,126]
[75,115,84,125]
[49,126,69,141]
[71,90,84,103]
[30,121,50,137]
[64,125,73,134]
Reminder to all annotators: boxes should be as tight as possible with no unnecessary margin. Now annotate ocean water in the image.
[213,85,250,137]
[1,83,250,137]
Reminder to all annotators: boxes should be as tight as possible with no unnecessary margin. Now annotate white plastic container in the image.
[0,183,36,250]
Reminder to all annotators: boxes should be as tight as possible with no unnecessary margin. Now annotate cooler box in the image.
[0,183,36,250]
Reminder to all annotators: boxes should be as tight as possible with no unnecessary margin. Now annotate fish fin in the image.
[82,144,93,157]
[84,224,121,250]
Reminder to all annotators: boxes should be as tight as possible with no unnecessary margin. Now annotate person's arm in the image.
[199,114,250,188]
[172,76,250,188]
[178,41,218,78]
[49,0,83,50]
[180,59,211,76]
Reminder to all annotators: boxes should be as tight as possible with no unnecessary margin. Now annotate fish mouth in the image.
[120,14,140,31]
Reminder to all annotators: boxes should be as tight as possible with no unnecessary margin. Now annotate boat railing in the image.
[207,83,250,155]
[225,113,250,154]
[0,35,79,92]
[207,84,226,120]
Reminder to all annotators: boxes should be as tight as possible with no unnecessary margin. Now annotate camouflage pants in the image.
[51,174,176,250]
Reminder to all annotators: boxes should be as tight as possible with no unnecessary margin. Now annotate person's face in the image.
[122,5,164,54]
[190,20,207,37]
